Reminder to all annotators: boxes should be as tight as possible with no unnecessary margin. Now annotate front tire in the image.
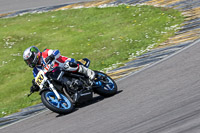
[93,71,118,97]
[41,90,74,114]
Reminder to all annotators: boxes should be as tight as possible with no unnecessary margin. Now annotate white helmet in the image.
[23,46,40,68]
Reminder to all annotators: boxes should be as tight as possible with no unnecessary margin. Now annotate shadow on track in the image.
[56,90,123,117]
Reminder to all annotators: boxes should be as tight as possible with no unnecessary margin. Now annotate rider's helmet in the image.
[23,46,40,68]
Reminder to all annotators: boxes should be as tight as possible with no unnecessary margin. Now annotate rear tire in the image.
[93,71,117,97]
[41,90,74,114]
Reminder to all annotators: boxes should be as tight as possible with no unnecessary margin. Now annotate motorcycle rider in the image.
[23,46,95,92]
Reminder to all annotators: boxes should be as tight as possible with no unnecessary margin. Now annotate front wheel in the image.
[41,90,74,114]
[93,71,118,97]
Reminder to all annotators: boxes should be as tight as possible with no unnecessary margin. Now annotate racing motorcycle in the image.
[28,58,117,114]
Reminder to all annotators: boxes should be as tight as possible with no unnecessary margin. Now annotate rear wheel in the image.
[41,90,74,114]
[93,71,117,97]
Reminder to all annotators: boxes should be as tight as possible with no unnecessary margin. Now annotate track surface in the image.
[0,0,94,14]
[1,0,200,132]
[1,38,200,132]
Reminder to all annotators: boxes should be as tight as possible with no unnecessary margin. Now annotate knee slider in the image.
[69,62,78,67]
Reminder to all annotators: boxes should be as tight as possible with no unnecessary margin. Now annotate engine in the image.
[63,77,83,91]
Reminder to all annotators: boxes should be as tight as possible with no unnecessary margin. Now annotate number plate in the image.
[78,59,87,65]
[35,71,47,88]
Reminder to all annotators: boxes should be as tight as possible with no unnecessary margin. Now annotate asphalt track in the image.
[0,0,94,14]
[1,38,200,132]
[1,0,200,132]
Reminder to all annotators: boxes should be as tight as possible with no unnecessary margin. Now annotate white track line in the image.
[117,39,200,82]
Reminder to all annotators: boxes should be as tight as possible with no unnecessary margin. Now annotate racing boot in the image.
[78,65,95,85]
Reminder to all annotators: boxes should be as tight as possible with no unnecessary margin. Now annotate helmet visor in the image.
[24,52,35,68]
[30,47,39,53]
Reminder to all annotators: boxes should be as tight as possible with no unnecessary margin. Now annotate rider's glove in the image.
[30,79,40,93]
[45,54,55,64]
[30,85,39,93]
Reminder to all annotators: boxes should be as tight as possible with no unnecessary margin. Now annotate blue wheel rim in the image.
[45,91,72,110]
[95,73,115,90]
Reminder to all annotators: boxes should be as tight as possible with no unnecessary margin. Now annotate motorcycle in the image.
[28,58,117,114]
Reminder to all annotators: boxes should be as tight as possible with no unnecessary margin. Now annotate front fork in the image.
[47,80,62,101]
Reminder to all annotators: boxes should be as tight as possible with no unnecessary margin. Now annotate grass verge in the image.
[0,5,184,117]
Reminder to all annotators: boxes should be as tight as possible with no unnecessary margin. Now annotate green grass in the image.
[0,5,184,117]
